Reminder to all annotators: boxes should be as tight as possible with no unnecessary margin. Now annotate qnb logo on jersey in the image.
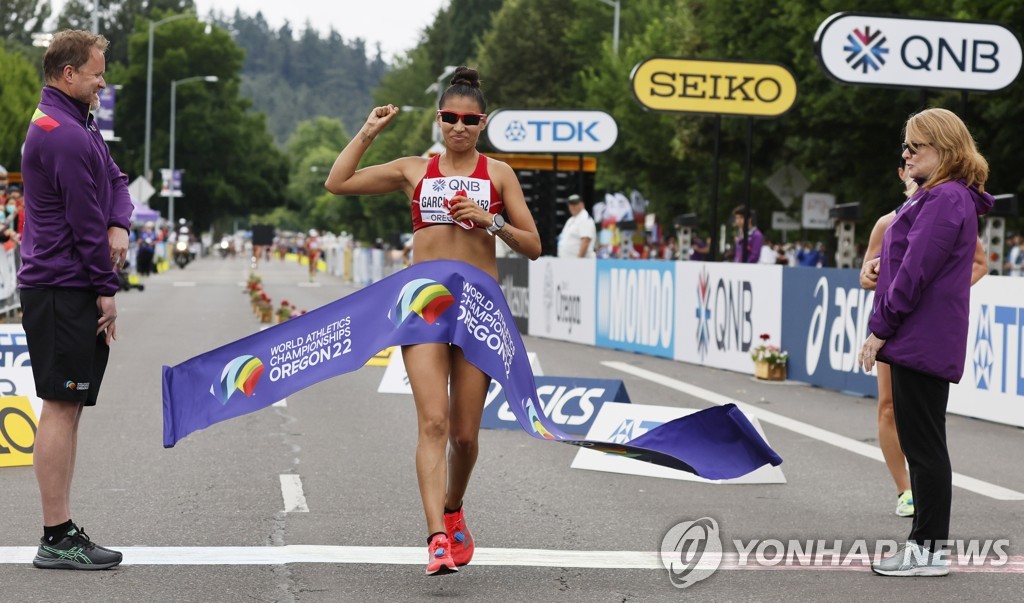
[390,279,455,327]
[431,179,446,193]
[660,517,723,589]
[844,26,889,72]
[211,355,264,405]
[973,304,1023,396]
[504,120,527,142]
[805,277,875,376]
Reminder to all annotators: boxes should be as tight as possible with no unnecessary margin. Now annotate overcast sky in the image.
[49,0,451,61]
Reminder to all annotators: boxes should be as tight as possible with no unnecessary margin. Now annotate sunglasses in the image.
[438,110,486,126]
[901,142,929,155]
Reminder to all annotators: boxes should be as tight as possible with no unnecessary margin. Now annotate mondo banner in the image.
[596,259,675,359]
[780,268,878,395]
[674,262,782,373]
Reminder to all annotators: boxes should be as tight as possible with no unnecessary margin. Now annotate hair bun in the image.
[450,66,481,89]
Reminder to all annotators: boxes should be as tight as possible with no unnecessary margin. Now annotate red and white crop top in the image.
[411,153,504,231]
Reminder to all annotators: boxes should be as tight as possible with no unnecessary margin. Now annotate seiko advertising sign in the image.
[486,109,618,153]
[630,57,797,117]
[815,13,1023,92]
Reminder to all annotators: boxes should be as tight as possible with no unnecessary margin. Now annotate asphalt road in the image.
[1,254,1021,602]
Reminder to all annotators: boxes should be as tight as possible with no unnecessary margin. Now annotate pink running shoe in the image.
[426,533,458,576]
[444,507,475,567]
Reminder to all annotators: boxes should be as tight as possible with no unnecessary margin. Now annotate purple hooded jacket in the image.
[870,180,994,382]
[18,86,132,297]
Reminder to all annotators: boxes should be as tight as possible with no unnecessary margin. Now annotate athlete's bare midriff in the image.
[412,225,498,281]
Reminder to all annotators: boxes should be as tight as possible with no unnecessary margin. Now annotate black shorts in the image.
[20,288,109,405]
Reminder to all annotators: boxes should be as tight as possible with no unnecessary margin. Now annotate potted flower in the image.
[751,333,788,381]
[256,294,273,323]
[277,300,293,323]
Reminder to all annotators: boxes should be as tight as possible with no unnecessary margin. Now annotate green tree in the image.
[1,0,51,47]
[0,44,41,171]
[111,13,286,231]
[55,0,197,67]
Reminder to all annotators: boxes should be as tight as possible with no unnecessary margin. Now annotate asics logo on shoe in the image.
[41,546,92,564]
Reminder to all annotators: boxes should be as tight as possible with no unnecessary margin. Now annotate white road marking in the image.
[0,547,1020,572]
[602,361,1024,501]
[173,281,197,287]
[273,398,287,407]
[279,474,309,512]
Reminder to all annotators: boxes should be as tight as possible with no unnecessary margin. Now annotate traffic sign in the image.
[128,176,156,204]
[765,165,808,208]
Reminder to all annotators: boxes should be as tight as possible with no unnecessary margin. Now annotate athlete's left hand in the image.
[447,195,488,228]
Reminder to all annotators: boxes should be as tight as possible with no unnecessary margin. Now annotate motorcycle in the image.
[174,239,192,268]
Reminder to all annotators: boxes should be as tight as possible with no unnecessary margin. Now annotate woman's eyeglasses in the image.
[438,110,486,126]
[901,142,929,155]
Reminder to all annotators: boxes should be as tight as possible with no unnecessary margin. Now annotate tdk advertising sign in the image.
[815,13,1022,92]
[596,260,675,359]
[486,109,618,154]
[481,376,631,436]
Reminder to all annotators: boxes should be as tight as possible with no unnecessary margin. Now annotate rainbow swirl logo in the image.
[390,278,455,327]
[525,398,556,440]
[211,355,265,405]
[65,381,77,390]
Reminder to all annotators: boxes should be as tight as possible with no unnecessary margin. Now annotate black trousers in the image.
[890,362,952,548]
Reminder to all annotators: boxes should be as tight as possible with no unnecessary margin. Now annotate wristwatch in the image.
[486,214,505,235]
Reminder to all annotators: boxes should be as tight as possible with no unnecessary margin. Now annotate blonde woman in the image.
[860,108,993,576]
[860,159,987,520]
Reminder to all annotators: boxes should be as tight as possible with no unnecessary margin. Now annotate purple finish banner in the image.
[163,260,782,480]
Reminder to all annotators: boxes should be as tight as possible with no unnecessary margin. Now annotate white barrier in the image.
[949,275,1024,427]
[519,256,1024,428]
[0,246,19,315]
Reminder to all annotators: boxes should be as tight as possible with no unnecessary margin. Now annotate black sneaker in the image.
[33,526,122,570]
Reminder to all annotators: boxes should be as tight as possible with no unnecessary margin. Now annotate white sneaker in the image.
[872,541,950,577]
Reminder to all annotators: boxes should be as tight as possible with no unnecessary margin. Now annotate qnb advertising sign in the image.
[674,263,783,374]
[486,109,618,153]
[596,260,675,358]
[631,57,797,116]
[815,13,1023,91]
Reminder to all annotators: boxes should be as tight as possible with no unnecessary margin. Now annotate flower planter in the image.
[755,361,786,381]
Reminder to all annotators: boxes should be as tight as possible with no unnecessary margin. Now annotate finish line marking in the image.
[602,361,1024,501]
[0,547,1019,572]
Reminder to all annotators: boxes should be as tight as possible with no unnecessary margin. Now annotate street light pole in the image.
[144,12,195,188]
[597,0,621,56]
[168,76,218,227]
